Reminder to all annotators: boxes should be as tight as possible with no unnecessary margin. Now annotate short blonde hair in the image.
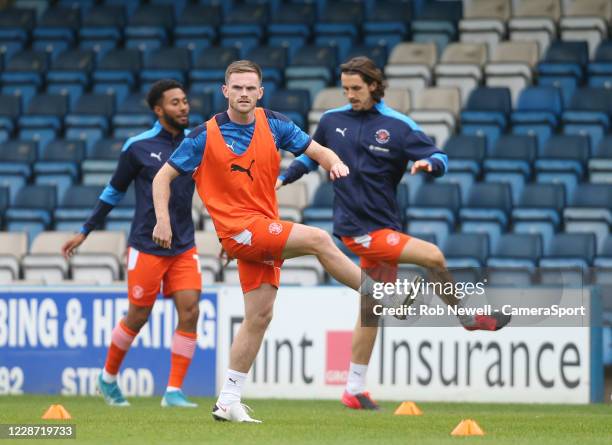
[225,60,263,84]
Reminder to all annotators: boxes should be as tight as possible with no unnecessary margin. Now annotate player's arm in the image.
[152,162,181,249]
[270,110,348,183]
[303,140,348,181]
[61,148,139,259]
[402,123,448,177]
[277,154,319,189]
[151,128,206,249]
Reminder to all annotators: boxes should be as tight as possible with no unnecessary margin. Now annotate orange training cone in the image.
[42,404,72,420]
[451,419,485,436]
[394,401,423,416]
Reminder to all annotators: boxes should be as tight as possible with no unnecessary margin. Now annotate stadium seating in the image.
[0,0,608,291]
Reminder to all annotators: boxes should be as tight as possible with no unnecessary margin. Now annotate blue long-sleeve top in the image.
[281,101,448,237]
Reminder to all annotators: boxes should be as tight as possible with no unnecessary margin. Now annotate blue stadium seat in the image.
[562,87,612,149]
[93,49,142,107]
[405,182,460,246]
[1,50,48,111]
[460,87,512,151]
[285,45,338,101]
[487,233,542,286]
[362,1,411,52]
[459,182,512,250]
[443,135,485,175]
[412,0,461,54]
[588,135,612,182]
[32,6,80,61]
[303,181,334,224]
[5,184,57,244]
[511,86,562,149]
[483,135,538,204]
[18,94,68,156]
[79,4,125,63]
[0,94,21,141]
[535,135,589,197]
[174,4,219,57]
[563,183,612,252]
[81,138,122,185]
[536,41,589,107]
[187,93,214,124]
[34,139,85,202]
[314,2,363,63]
[0,185,8,227]
[140,47,191,91]
[54,184,104,231]
[189,47,240,111]
[220,4,267,58]
[345,45,388,68]
[65,93,115,152]
[268,3,314,61]
[539,233,596,285]
[0,8,34,62]
[512,183,565,251]
[268,89,311,130]
[125,5,173,58]
[436,172,475,205]
[593,236,612,285]
[443,232,488,282]
[0,140,37,201]
[112,93,152,139]
[587,40,612,88]
[46,49,95,109]
[484,135,537,178]
[246,46,288,90]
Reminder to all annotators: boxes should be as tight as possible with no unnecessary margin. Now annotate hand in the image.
[329,162,349,181]
[275,178,283,190]
[219,247,234,268]
[411,160,432,175]
[61,233,87,259]
[152,219,172,249]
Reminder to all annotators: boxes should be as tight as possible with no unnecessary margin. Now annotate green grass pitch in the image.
[0,395,610,445]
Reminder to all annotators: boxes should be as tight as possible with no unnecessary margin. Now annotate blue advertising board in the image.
[0,289,217,397]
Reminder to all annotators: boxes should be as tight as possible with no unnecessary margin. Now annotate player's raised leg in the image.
[398,237,511,330]
[213,281,276,423]
[282,223,404,309]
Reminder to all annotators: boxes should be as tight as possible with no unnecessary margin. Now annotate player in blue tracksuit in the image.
[279,57,511,410]
[61,80,202,408]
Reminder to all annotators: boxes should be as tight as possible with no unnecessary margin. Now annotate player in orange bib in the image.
[151,60,407,423]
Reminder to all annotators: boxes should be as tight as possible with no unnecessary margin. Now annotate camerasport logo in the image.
[375,129,390,144]
[325,331,352,385]
[268,222,283,235]
[386,232,400,246]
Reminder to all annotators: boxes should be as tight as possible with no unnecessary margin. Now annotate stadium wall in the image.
[0,286,604,403]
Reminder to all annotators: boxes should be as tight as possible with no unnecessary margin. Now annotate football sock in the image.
[217,369,247,407]
[103,320,137,382]
[167,330,197,390]
[346,362,368,395]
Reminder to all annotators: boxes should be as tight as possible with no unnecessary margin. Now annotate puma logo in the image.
[228,378,237,384]
[150,151,162,162]
[230,160,255,181]
[336,127,347,137]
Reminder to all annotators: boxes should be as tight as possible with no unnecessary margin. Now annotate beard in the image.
[163,112,189,131]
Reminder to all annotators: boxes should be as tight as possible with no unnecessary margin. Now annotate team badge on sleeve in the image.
[375,129,390,144]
